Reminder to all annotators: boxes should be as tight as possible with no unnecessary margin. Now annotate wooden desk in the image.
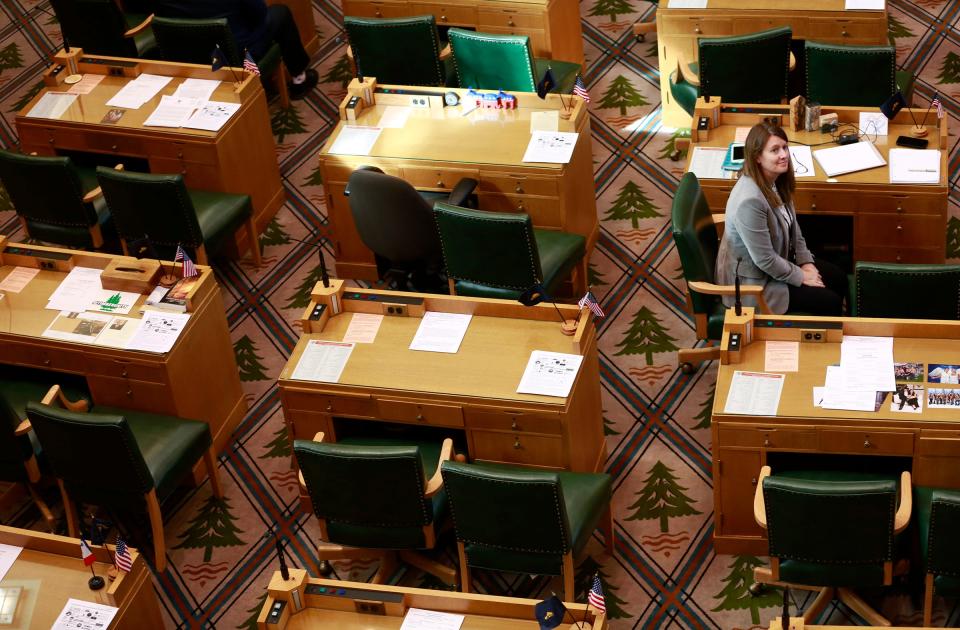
[269,0,320,56]
[16,56,284,259]
[687,100,949,265]
[0,524,162,629]
[278,281,604,502]
[342,0,584,64]
[712,308,960,554]
[320,84,597,282]
[258,571,607,629]
[0,239,245,482]
[656,1,888,127]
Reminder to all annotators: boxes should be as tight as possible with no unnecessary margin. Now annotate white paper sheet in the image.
[723,371,784,416]
[889,148,941,184]
[329,126,382,156]
[290,340,354,382]
[25,92,77,119]
[839,335,895,392]
[530,110,560,132]
[813,140,886,177]
[0,544,22,582]
[173,78,221,101]
[342,313,383,343]
[813,386,825,407]
[668,0,708,7]
[46,267,103,312]
[87,288,141,315]
[689,146,734,180]
[51,599,119,630]
[522,130,578,163]
[764,341,799,372]
[409,312,472,353]
[378,105,412,129]
[788,145,815,178]
[845,0,884,9]
[64,73,105,95]
[93,316,143,348]
[399,608,465,630]
[144,95,202,127]
[0,266,39,293]
[42,311,113,344]
[125,311,190,353]
[106,73,172,109]
[516,350,584,397]
[859,111,889,136]
[183,101,241,132]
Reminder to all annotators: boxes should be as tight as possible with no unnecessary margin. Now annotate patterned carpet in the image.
[0,0,959,627]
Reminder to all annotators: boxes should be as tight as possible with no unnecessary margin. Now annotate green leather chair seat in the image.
[453,229,585,299]
[189,189,254,255]
[916,487,960,597]
[90,406,211,501]
[125,12,158,57]
[669,62,699,116]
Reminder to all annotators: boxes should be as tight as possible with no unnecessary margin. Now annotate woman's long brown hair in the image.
[739,122,796,211]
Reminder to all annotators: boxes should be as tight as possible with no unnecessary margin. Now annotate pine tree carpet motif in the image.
[0,1,959,627]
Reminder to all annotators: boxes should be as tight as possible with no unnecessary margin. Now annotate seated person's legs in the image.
[259,4,318,98]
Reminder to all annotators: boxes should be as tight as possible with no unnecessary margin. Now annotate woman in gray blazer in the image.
[716,122,846,315]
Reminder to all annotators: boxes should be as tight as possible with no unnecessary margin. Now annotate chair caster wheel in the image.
[637,33,646,42]
[748,583,765,597]
[669,150,682,162]
[680,362,695,374]
[317,560,333,576]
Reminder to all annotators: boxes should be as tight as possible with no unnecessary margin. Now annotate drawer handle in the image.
[43,358,51,366]
[375,9,381,16]
[177,151,184,159]
[751,477,757,485]
[436,178,445,187]
[896,204,903,213]
[896,254,902,262]
[811,202,817,211]
[842,29,849,37]
[326,403,333,412]
[126,389,133,397]
[441,14,447,21]
[694,26,702,34]
[514,183,524,194]
[863,438,872,448]
[513,438,521,449]
[511,419,519,430]
[48,138,55,144]
[763,437,770,447]
[508,19,515,26]
[896,224,903,232]
[121,369,128,377]
[517,200,525,212]
[416,413,425,421]
[111,144,118,151]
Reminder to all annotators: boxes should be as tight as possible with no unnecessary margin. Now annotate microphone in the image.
[781,587,790,629]
[734,257,743,316]
[275,534,290,581]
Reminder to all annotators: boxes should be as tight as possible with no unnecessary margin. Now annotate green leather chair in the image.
[440,461,612,599]
[753,466,911,626]
[432,202,586,300]
[25,401,223,573]
[0,150,112,250]
[671,172,768,373]
[344,16,448,87]
[49,0,157,59]
[852,262,960,319]
[917,488,960,626]
[293,433,457,585]
[95,167,263,266]
[0,369,90,531]
[150,16,289,106]
[805,41,914,107]
[670,26,792,116]
[447,28,580,94]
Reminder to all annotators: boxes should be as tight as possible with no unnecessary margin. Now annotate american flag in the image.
[243,51,260,76]
[932,95,944,119]
[174,245,199,278]
[578,291,604,318]
[587,574,606,613]
[573,74,590,102]
[115,537,133,573]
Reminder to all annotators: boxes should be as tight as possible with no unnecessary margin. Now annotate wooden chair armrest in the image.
[313,432,326,443]
[686,280,771,314]
[298,431,326,489]
[712,213,725,225]
[82,187,103,203]
[124,13,153,38]
[753,465,771,529]
[676,52,700,87]
[14,420,31,437]
[894,471,912,534]
[788,50,796,72]
[633,20,656,36]
[439,43,451,61]
[346,45,354,63]
[424,438,454,497]
[39,384,89,412]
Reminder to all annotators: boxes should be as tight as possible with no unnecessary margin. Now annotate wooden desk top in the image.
[322,86,588,168]
[662,0,881,10]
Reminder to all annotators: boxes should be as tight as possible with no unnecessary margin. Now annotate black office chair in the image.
[49,0,157,59]
[344,166,477,292]
[853,262,960,319]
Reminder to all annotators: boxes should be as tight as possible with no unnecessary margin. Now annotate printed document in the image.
[46,267,103,312]
[399,608,465,630]
[342,312,383,343]
[93,316,142,348]
[820,365,878,411]
[378,105,412,129]
[184,101,241,132]
[0,544,21,582]
[859,111,889,136]
[813,141,886,177]
[517,350,584,397]
[125,311,190,353]
[846,0,884,9]
[0,266,39,293]
[25,92,77,119]
[409,312,472,353]
[106,73,173,109]
[839,335,895,392]
[87,288,141,315]
[64,73,105,95]
[144,95,202,127]
[52,599,119,630]
[42,311,114,344]
[290,340,354,382]
[764,340,799,372]
[173,78,221,101]
[330,125,382,156]
[723,371,784,416]
[889,148,940,184]
[688,147,733,180]
[522,131,578,163]
[788,145,815,178]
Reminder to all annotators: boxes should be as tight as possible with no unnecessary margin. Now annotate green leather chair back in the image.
[49,0,151,58]
[345,16,445,86]
[699,26,791,104]
[763,474,897,587]
[0,150,102,248]
[293,440,435,548]
[448,28,537,92]
[805,41,895,107]
[433,202,543,294]
[671,172,723,338]
[151,16,243,65]
[26,402,154,503]
[440,461,573,574]
[95,167,205,252]
[926,490,960,595]
[854,262,960,319]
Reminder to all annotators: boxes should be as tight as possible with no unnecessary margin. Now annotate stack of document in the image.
[813,141,886,177]
[819,336,895,411]
[889,148,940,184]
[106,73,173,109]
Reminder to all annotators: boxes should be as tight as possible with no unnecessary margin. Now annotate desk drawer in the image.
[465,409,561,435]
[0,342,86,374]
[476,194,561,228]
[857,214,943,248]
[84,355,166,384]
[480,173,558,197]
[793,189,857,214]
[21,126,88,152]
[85,133,145,157]
[403,166,480,191]
[919,435,960,457]
[660,17,732,37]
[343,0,408,18]
[377,399,464,427]
[859,194,944,215]
[478,9,542,29]
[411,3,478,24]
[147,140,218,164]
[807,18,884,41]
[471,430,564,468]
[855,245,944,264]
[818,429,914,456]
[322,162,401,184]
[717,425,817,450]
[732,17,801,34]
[87,376,175,413]
[282,388,375,417]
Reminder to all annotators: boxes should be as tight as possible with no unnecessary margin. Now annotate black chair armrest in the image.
[447,177,479,207]
[344,165,385,197]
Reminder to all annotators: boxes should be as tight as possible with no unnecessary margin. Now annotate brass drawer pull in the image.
[513,437,521,449]
[511,419,519,430]
[863,438,872,448]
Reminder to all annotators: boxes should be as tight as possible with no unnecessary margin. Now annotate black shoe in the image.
[289,68,318,100]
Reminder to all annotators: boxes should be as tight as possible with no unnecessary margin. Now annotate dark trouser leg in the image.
[262,4,310,77]
[786,259,847,316]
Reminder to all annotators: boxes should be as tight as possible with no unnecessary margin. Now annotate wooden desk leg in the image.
[924,573,934,627]
[457,541,471,593]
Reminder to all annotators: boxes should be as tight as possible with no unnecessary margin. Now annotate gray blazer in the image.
[715,175,814,314]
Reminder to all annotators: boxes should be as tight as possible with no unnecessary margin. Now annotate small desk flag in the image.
[115,536,133,573]
[534,595,566,629]
[80,537,96,567]
[243,50,261,76]
[578,291,605,318]
[588,574,606,613]
[573,74,590,103]
[536,67,556,99]
[175,245,199,278]
[211,44,227,72]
